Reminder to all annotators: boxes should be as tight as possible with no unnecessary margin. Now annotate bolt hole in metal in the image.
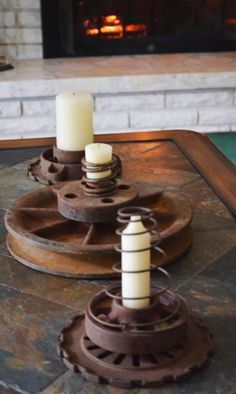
[48,165,59,174]
[118,184,130,190]
[101,197,114,204]
[64,193,78,199]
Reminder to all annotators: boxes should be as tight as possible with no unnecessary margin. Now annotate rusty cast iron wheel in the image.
[5,182,193,278]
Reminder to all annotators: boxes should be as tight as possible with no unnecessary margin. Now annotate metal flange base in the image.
[27,147,84,185]
[57,180,139,223]
[58,313,213,388]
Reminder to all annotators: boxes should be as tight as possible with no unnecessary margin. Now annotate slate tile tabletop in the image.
[0,137,235,394]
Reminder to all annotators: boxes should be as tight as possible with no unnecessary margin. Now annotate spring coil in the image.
[81,155,119,196]
[115,206,164,254]
[89,206,182,331]
[105,206,169,306]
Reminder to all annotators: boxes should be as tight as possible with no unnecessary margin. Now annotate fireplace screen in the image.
[41,0,236,58]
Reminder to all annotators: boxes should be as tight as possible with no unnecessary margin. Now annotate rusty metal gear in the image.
[58,286,213,388]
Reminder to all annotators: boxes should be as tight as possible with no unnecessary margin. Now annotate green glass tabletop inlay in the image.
[208,133,236,164]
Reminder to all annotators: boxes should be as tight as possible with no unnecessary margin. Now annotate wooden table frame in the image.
[0,130,235,216]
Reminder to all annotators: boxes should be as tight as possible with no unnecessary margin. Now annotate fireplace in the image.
[41,0,236,58]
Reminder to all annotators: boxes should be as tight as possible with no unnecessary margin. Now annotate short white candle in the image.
[56,92,93,151]
[85,143,112,179]
[122,215,151,309]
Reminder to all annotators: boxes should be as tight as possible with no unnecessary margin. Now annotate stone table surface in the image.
[0,139,236,394]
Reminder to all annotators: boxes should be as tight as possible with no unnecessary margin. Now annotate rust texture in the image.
[27,145,122,186]
[5,182,192,277]
[57,180,139,223]
[27,146,85,184]
[58,206,213,387]
[58,283,213,388]
[81,154,120,196]
[0,135,235,393]
[6,142,193,278]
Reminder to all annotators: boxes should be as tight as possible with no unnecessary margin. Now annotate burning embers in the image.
[84,15,147,39]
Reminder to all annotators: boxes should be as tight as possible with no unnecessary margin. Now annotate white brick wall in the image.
[17,11,41,27]
[130,108,198,129]
[234,91,236,104]
[185,125,231,133]
[198,107,236,125]
[96,94,164,112]
[0,27,42,44]
[0,0,40,10]
[0,117,55,139]
[0,87,235,140]
[0,43,16,56]
[17,43,42,58]
[0,11,15,27]
[166,90,233,108]
[0,101,21,117]
[94,111,129,132]
[0,0,42,59]
[22,100,55,116]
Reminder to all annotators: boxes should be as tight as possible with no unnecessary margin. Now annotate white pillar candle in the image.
[85,143,112,179]
[56,92,93,151]
[122,215,151,309]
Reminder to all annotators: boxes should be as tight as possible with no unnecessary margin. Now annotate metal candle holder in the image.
[58,207,213,388]
[27,145,85,184]
[6,149,193,277]
[81,154,119,196]
[57,155,138,223]
[7,145,193,277]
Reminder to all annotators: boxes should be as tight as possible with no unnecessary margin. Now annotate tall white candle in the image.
[56,92,93,151]
[85,143,112,179]
[122,215,151,309]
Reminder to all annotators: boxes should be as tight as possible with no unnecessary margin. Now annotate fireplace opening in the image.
[41,0,236,58]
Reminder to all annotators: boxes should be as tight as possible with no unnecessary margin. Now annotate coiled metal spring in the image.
[81,155,119,196]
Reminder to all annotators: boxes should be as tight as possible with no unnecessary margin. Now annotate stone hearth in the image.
[0,52,236,140]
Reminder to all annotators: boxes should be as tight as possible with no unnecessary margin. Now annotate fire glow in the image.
[84,15,147,38]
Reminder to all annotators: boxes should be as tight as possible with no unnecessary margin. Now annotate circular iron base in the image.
[58,180,139,223]
[58,312,213,388]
